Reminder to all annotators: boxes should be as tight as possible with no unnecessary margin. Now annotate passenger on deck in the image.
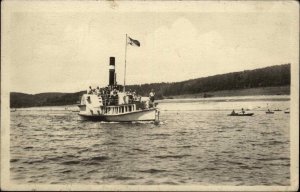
[103,87,108,95]
[96,86,101,96]
[113,88,118,95]
[100,88,104,95]
[149,89,155,103]
[127,89,133,103]
[133,90,137,101]
[112,88,118,99]
[126,89,132,95]
[114,85,118,91]
[109,88,118,105]
[87,86,93,94]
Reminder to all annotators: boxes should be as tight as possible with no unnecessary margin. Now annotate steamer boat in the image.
[78,57,159,122]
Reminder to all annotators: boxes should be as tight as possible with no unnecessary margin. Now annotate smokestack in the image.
[109,57,115,86]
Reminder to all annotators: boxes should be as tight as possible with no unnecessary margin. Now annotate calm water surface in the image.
[10,96,290,185]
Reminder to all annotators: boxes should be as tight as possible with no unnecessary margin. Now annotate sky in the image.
[3,1,298,94]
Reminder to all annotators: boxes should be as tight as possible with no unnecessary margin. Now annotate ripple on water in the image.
[10,99,290,185]
[136,168,168,174]
[87,156,110,162]
[61,160,81,165]
[154,154,192,159]
[102,175,136,181]
[60,169,72,174]
[10,158,20,163]
[256,157,289,161]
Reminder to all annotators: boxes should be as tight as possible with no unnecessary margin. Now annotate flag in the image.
[128,36,140,47]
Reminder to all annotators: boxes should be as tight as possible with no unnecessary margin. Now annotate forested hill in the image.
[10,91,86,108]
[10,63,290,108]
[127,63,290,98]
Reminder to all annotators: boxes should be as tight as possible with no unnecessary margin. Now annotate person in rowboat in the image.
[231,110,236,115]
[241,108,245,114]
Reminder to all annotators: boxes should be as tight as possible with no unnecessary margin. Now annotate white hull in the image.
[78,108,157,122]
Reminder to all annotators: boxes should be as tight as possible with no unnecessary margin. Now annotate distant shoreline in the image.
[10,64,290,108]
[164,86,290,99]
[10,86,290,109]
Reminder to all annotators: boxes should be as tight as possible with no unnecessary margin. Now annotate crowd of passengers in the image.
[87,86,155,106]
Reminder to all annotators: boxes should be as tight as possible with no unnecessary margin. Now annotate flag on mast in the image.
[128,36,140,47]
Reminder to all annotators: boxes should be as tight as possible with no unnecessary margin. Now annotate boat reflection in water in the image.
[78,57,159,122]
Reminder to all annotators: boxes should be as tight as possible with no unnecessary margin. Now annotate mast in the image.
[123,34,128,92]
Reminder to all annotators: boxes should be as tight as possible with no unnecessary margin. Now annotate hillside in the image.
[10,91,85,108]
[126,63,290,98]
[10,63,290,108]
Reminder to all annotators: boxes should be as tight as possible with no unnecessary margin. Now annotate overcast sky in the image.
[3,1,298,94]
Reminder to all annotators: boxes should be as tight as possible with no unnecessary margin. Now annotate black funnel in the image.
[109,57,115,86]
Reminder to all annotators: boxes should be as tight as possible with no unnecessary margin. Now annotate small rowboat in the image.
[228,113,254,116]
[274,109,282,111]
[266,111,274,114]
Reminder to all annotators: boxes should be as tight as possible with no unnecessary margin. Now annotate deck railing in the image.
[100,104,136,115]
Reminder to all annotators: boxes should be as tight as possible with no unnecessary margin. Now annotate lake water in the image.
[10,95,290,185]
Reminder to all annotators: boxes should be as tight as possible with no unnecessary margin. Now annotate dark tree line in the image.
[127,63,290,98]
[10,91,85,108]
[10,64,290,108]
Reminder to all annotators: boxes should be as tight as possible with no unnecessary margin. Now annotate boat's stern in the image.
[78,94,102,116]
